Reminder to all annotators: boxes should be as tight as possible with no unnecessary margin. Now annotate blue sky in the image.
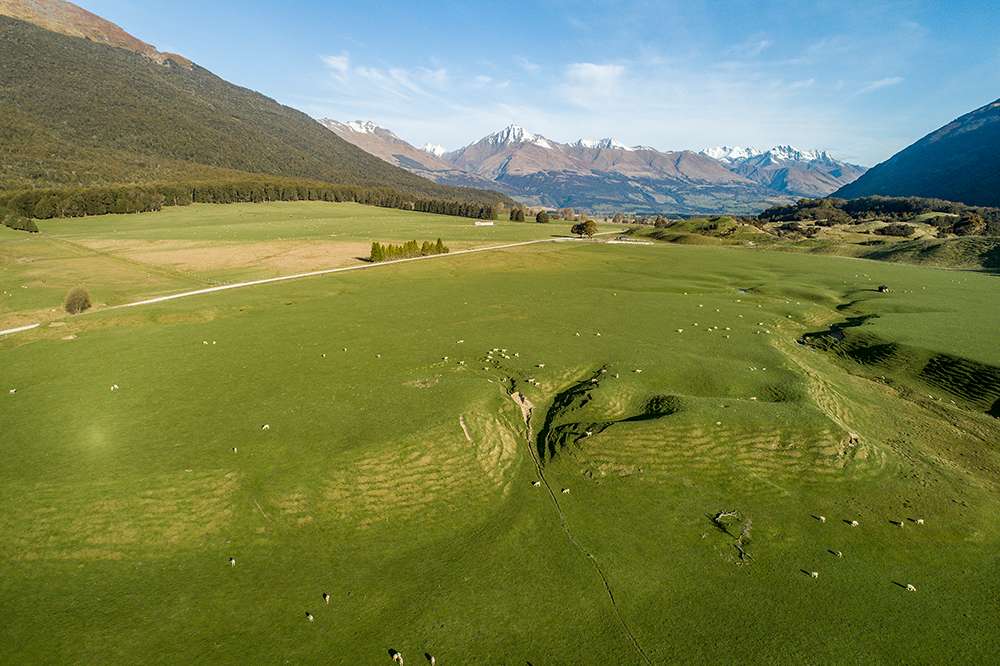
[77,0,999,165]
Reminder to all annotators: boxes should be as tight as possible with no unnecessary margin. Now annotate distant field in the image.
[0,202,602,330]
[2,204,999,663]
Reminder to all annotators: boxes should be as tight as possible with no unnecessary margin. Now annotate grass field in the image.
[0,202,592,330]
[2,203,999,664]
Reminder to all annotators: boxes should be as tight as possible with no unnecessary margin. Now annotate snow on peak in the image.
[573,137,637,151]
[703,144,837,164]
[486,124,552,149]
[421,143,446,157]
[344,120,380,134]
[702,146,763,162]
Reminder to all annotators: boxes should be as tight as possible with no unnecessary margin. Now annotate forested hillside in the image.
[0,15,504,207]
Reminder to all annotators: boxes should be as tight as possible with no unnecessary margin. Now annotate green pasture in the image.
[1,210,999,663]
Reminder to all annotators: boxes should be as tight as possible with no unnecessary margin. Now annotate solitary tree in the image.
[582,219,598,238]
[64,287,92,314]
[571,222,586,237]
[536,210,550,224]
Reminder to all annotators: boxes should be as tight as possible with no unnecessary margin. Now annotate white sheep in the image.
[323,592,331,605]
[833,551,843,558]
[850,520,859,527]
[110,384,120,391]
[261,424,270,431]
[229,557,236,567]
[306,612,314,622]
[392,652,404,665]
[8,388,15,395]
[428,656,435,666]
[531,481,541,487]
[905,584,916,592]
[585,430,594,437]
[561,488,570,494]
[537,363,545,368]
[818,515,826,523]
[810,571,819,579]
[232,447,238,453]
[915,518,925,525]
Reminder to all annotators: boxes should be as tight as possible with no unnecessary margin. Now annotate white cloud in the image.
[857,76,903,94]
[321,53,350,80]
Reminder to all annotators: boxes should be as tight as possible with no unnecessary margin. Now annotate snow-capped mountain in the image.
[702,145,867,197]
[421,143,446,157]
[318,118,866,213]
[317,118,506,192]
[483,124,554,149]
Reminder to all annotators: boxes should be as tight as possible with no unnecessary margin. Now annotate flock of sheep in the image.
[808,515,924,591]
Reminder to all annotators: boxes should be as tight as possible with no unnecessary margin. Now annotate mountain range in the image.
[322,121,867,214]
[833,98,1000,208]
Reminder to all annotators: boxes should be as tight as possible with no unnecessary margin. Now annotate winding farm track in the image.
[0,233,619,337]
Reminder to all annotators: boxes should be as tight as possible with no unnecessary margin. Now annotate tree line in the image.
[369,239,449,262]
[0,179,501,223]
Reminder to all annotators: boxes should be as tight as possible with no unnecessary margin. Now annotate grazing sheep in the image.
[585,430,594,437]
[427,655,435,666]
[810,571,819,578]
[677,329,684,333]
[8,388,15,394]
[634,369,643,373]
[818,515,827,523]
[232,447,238,453]
[261,424,270,431]
[229,557,236,567]
[531,481,541,487]
[457,339,464,344]
[850,520,860,527]
[323,592,331,605]
[561,488,570,494]
[537,363,545,368]
[305,612,314,622]
[834,551,843,558]
[442,356,448,361]
[916,518,925,525]
[905,584,916,592]
[390,651,404,664]
[110,384,120,391]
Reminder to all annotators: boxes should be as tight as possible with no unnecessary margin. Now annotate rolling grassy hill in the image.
[0,9,504,206]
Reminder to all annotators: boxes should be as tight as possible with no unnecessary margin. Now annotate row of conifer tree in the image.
[369,239,449,262]
[0,179,501,223]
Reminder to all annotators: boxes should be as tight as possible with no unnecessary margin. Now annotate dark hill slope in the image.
[0,15,503,204]
[834,99,1000,207]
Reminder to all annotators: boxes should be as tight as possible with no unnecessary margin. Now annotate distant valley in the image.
[321,120,867,214]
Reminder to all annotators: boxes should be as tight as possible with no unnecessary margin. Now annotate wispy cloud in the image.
[515,56,541,73]
[732,37,773,57]
[321,53,350,81]
[560,63,626,107]
[857,76,903,94]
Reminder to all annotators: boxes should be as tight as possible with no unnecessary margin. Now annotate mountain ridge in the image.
[833,98,1000,207]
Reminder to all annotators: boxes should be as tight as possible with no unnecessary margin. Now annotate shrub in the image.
[535,210,550,224]
[874,223,916,237]
[65,287,92,314]
[2,210,39,233]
